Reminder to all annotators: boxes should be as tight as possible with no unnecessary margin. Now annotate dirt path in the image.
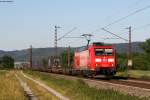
[20,71,70,100]
[15,74,38,100]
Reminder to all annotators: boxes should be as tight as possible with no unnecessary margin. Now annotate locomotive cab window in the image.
[95,48,113,56]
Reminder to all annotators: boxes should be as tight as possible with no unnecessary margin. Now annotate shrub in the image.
[1,55,14,69]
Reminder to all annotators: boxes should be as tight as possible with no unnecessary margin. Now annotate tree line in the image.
[117,38,150,71]
[0,55,14,69]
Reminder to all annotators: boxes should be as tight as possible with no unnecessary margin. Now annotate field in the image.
[24,70,147,100]
[116,70,150,79]
[0,70,26,100]
[0,69,149,100]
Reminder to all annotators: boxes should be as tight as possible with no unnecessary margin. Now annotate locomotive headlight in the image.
[95,58,101,62]
[108,58,114,62]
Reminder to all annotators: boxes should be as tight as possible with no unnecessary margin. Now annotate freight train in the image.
[49,42,117,77]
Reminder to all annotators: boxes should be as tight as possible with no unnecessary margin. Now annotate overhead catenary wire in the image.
[57,27,77,41]
[91,1,149,34]
[126,0,146,9]
[102,37,120,40]
[103,5,150,28]
[0,0,14,2]
[101,28,128,42]
[63,36,84,39]
[132,23,150,31]
[134,0,145,5]
[104,0,146,25]
[90,4,150,42]
[67,38,83,46]
[117,23,150,36]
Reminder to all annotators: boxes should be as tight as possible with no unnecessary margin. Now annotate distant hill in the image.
[0,50,5,54]
[0,47,67,61]
[114,42,143,53]
[0,42,144,62]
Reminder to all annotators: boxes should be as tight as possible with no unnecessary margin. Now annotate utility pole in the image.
[126,26,132,68]
[29,45,32,68]
[54,26,61,58]
[67,46,70,68]
[54,26,61,68]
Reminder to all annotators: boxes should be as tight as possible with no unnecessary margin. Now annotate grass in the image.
[17,71,58,100]
[24,70,147,100]
[128,70,150,79]
[116,70,150,79]
[0,70,26,100]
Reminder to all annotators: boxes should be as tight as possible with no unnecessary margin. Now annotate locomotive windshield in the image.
[95,48,113,56]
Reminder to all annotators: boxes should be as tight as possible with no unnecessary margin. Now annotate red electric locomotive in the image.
[74,42,117,76]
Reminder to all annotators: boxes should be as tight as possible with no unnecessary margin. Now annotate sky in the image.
[0,0,150,51]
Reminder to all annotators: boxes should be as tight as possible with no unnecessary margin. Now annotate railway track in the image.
[117,79,150,87]
[121,79,150,85]
[49,72,150,90]
[93,77,150,90]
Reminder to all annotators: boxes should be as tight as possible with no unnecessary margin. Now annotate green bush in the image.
[117,53,150,71]
[60,49,74,68]
[1,55,14,69]
[117,58,127,72]
[132,54,149,70]
[116,53,128,72]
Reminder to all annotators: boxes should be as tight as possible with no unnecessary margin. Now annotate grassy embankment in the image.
[17,71,58,100]
[116,70,150,79]
[0,70,26,100]
[24,70,147,100]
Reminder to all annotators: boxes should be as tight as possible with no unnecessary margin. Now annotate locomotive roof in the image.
[92,42,104,46]
[76,43,114,52]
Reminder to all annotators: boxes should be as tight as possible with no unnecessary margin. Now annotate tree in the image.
[0,59,2,68]
[141,39,150,62]
[141,38,150,55]
[116,53,128,71]
[133,55,149,70]
[42,58,48,71]
[0,59,1,64]
[60,49,74,68]
[140,38,150,70]
[1,55,14,69]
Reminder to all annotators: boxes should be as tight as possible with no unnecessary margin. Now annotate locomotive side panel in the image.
[74,49,90,70]
[74,52,80,69]
[79,50,89,69]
